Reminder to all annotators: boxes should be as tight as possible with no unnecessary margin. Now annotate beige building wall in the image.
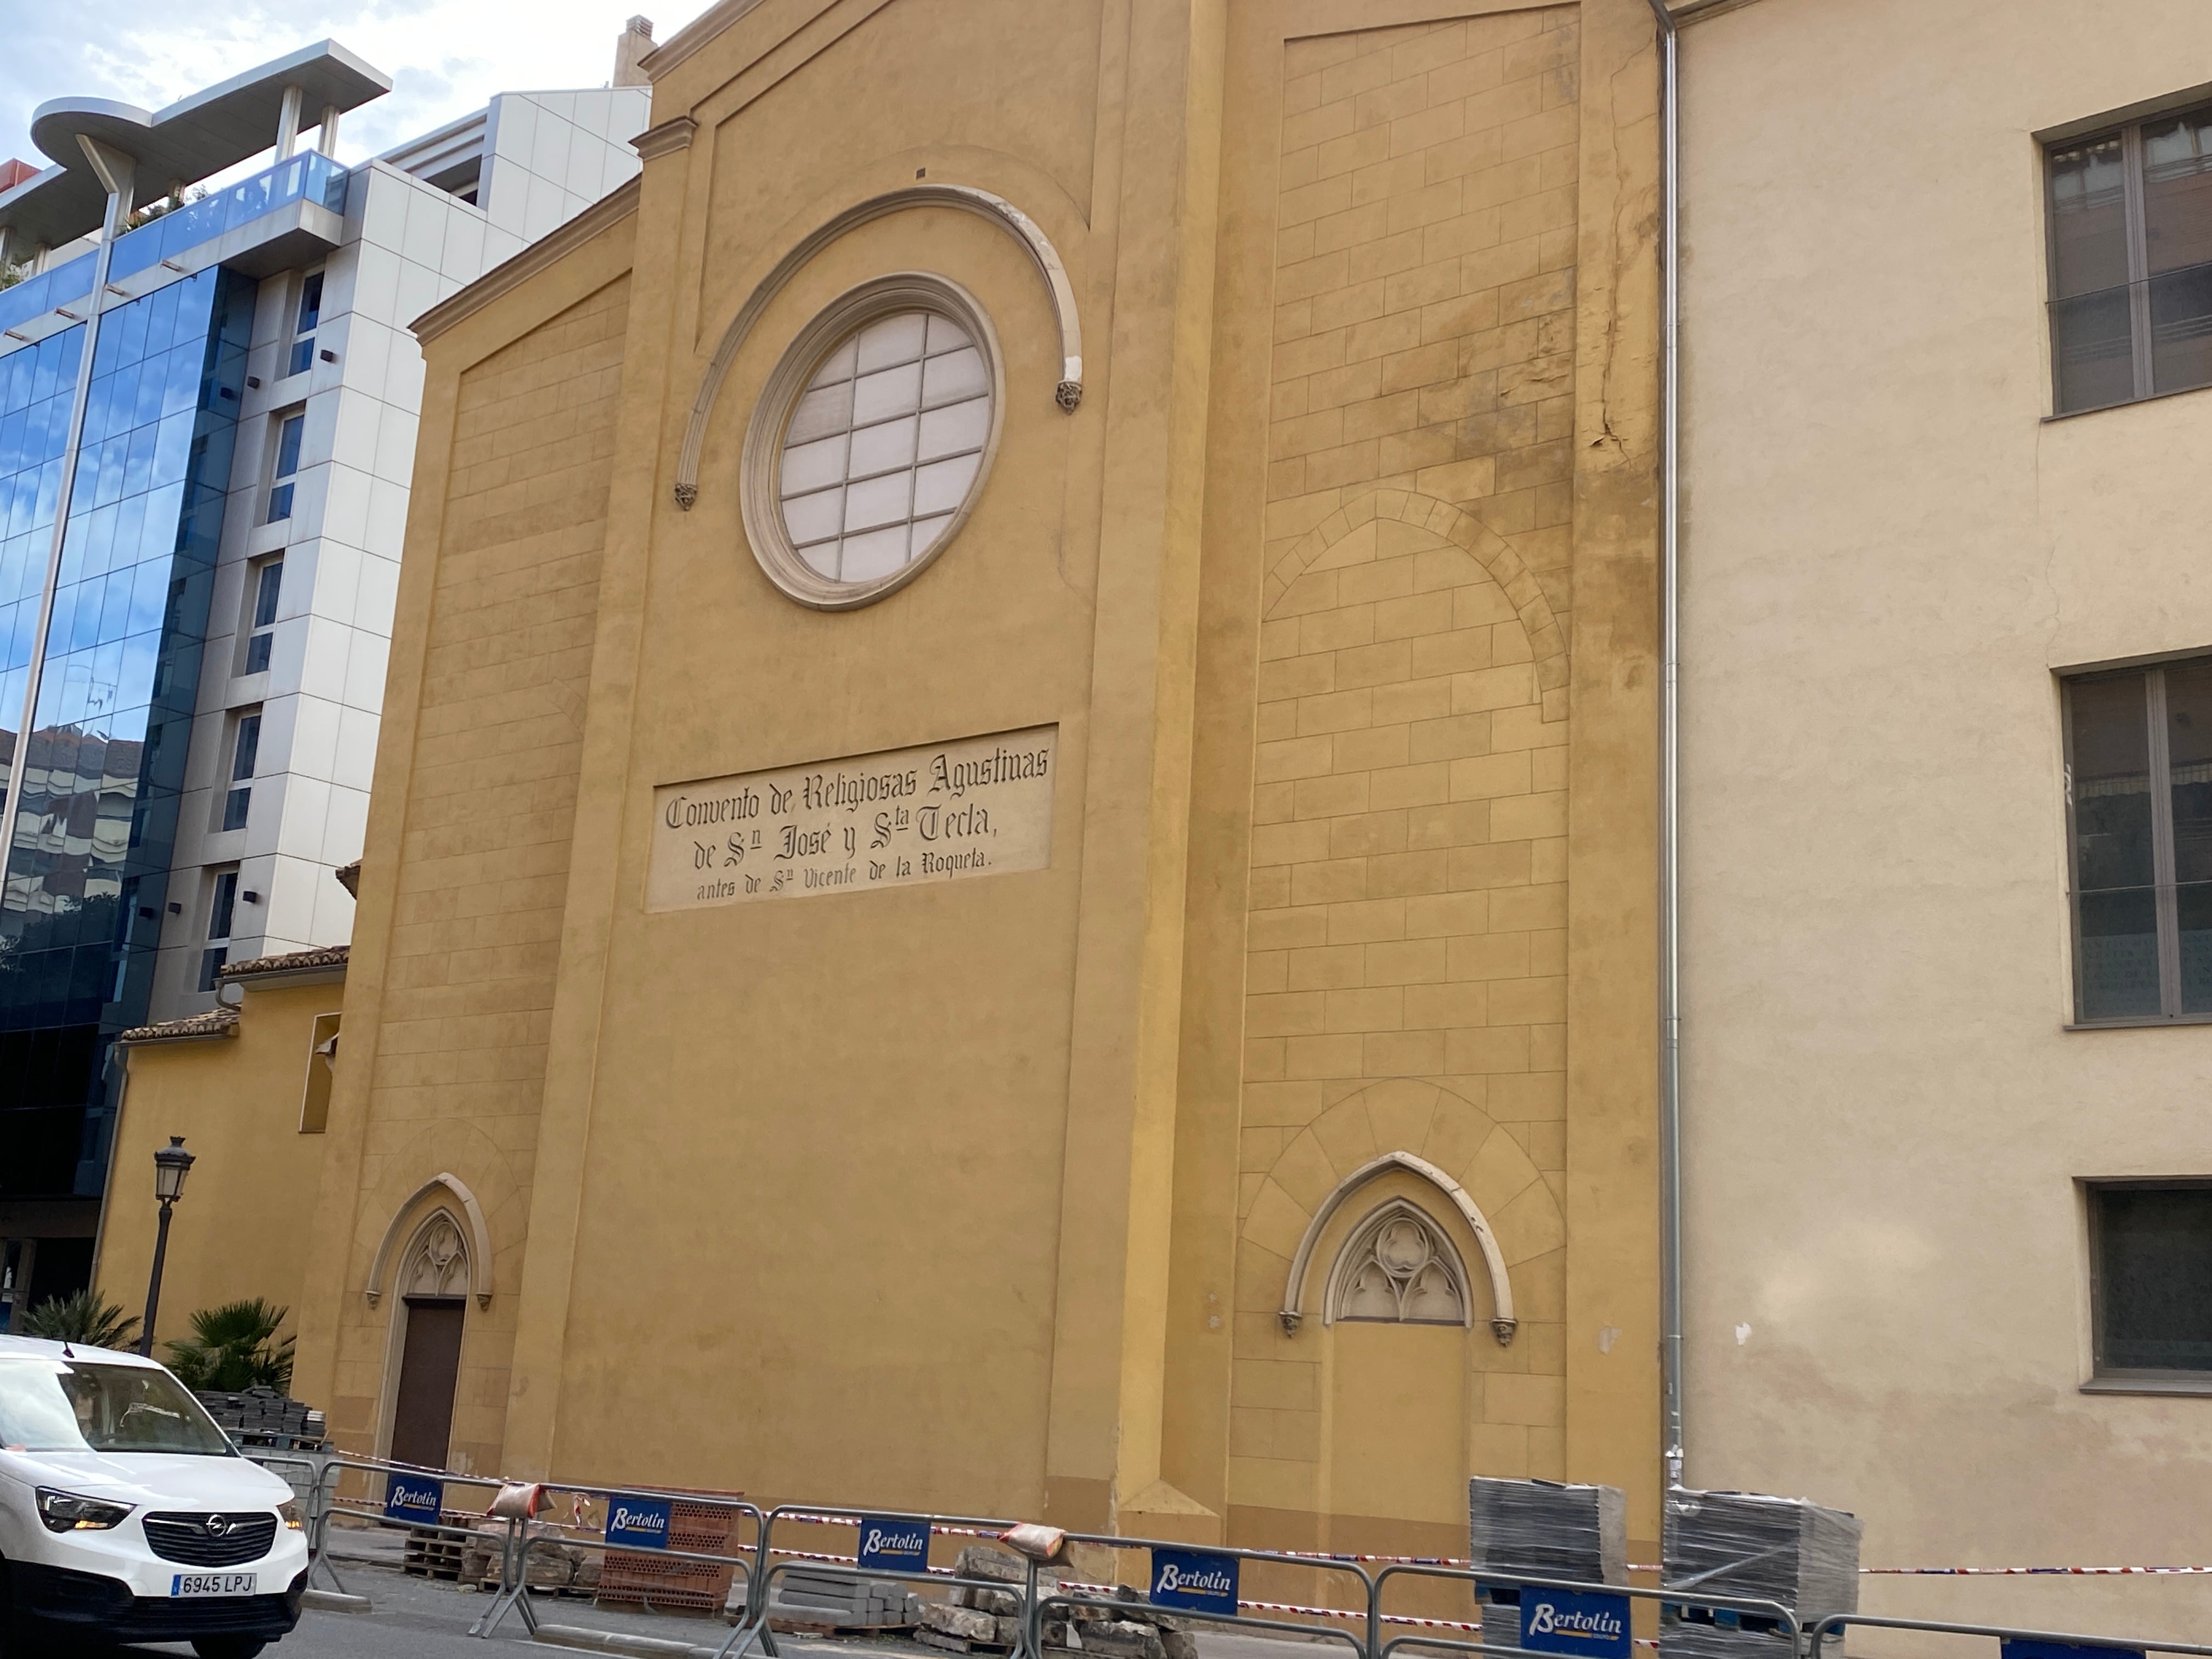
[1679,0,2212,1637]
[103,0,1667,1567]
[98,971,344,1357]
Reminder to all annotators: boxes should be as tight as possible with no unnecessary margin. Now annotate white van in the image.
[0,1335,309,1656]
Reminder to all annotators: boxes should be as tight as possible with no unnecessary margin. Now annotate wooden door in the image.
[391,1296,465,1470]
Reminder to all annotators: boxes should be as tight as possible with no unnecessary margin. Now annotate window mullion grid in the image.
[2148,667,2182,1017]
[2123,123,2155,400]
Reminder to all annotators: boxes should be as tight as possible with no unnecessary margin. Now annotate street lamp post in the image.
[138,1136,195,1357]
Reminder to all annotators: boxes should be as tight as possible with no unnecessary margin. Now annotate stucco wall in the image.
[99,980,337,1355]
[1679,0,2212,1635]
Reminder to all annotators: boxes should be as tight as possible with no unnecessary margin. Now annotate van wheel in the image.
[190,1641,267,1658]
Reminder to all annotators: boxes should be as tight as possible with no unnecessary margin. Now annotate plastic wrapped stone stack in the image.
[1468,1477,1629,1649]
[1660,1489,1860,1659]
[1468,1476,1629,1588]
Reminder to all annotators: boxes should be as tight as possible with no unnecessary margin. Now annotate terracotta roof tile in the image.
[217,944,350,980]
[117,1007,240,1045]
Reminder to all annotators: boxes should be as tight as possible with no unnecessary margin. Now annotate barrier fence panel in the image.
[469,1482,767,1641]
[1805,1612,2212,1659]
[712,1503,1031,1659]
[1043,1527,1384,1659]
[1371,1562,1801,1659]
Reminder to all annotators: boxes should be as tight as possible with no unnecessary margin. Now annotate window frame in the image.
[199,866,239,992]
[286,270,324,379]
[739,273,1004,612]
[239,555,283,676]
[2083,1177,2212,1392]
[266,408,306,523]
[217,707,261,833]
[2061,656,2212,1026]
[2044,99,2212,416]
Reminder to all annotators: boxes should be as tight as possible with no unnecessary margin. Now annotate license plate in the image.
[171,1573,256,1598]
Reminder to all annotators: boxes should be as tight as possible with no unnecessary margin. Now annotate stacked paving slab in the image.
[771,1565,922,1631]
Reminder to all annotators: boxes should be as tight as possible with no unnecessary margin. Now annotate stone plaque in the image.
[649,725,1056,911]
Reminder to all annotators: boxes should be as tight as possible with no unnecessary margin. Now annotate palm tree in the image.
[165,1299,296,1392]
[18,1289,140,1350]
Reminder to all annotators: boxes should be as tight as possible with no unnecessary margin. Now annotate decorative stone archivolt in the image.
[1327,1198,1471,1325]
[1265,489,1569,718]
[1278,1149,1517,1344]
[674,183,1083,512]
[364,1172,493,1309]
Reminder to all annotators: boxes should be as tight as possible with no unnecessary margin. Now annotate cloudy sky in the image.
[1,0,714,176]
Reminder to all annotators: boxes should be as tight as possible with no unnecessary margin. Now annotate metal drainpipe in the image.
[1640,0,1686,1498]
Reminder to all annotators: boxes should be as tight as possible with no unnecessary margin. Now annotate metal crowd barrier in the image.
[234,1451,2212,1659]
[713,1503,1029,1659]
[1370,1561,1798,1659]
[1028,1527,1378,1659]
[472,1480,767,1641]
[1805,1612,2212,1659]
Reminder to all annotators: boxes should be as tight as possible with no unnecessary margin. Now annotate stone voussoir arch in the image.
[1264,489,1568,716]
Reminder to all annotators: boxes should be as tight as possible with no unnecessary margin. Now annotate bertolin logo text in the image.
[1154,1561,1235,1599]
[610,1504,668,1538]
[390,1484,438,1513]
[1527,1600,1626,1644]
[864,1525,928,1557]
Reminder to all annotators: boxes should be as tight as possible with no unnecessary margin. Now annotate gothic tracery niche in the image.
[400,1211,469,1299]
[1325,1199,1470,1327]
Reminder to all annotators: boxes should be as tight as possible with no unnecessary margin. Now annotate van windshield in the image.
[0,1358,235,1457]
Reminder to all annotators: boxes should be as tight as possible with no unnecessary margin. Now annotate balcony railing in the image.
[0,251,95,341]
[0,149,352,343]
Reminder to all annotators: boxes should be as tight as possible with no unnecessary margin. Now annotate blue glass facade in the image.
[0,266,255,1197]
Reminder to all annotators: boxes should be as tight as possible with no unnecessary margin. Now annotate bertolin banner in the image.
[1148,1547,1239,1616]
[1515,1587,1633,1659]
[605,1494,674,1550]
[857,1516,932,1574]
[384,1473,443,1525]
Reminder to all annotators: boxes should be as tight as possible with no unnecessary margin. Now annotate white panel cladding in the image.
[152,85,644,1019]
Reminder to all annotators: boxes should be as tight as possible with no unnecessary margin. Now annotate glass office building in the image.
[0,35,646,1319]
[0,270,254,1194]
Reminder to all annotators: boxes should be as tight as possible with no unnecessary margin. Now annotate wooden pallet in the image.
[403,1527,467,1581]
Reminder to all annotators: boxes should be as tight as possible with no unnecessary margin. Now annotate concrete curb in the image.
[532,1623,727,1659]
[302,1588,374,1614]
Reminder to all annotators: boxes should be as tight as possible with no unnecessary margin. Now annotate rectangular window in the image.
[266,410,304,522]
[2064,658,2212,1021]
[221,710,261,832]
[199,867,238,992]
[2047,103,2212,413]
[2090,1182,2212,1379]
[286,272,324,378]
[243,556,282,674]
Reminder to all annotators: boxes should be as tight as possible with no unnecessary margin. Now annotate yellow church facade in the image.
[101,0,1666,1566]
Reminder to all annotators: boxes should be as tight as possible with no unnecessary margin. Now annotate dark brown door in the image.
[390,1297,465,1470]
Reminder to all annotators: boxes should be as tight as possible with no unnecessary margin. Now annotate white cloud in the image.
[1,0,712,178]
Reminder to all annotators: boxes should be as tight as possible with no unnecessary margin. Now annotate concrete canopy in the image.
[2,40,389,252]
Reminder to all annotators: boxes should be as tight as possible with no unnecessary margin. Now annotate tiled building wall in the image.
[1228,8,1579,1547]
[159,167,539,1015]
[484,89,652,244]
[326,276,629,1470]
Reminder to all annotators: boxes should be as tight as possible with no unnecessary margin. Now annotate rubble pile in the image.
[1039,1588,1201,1659]
[916,1545,1029,1654]
[458,1523,603,1595]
